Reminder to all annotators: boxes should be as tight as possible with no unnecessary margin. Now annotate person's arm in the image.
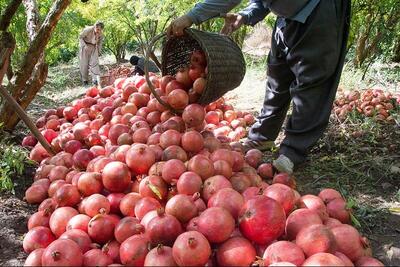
[238,0,270,26]
[97,35,104,55]
[186,0,242,25]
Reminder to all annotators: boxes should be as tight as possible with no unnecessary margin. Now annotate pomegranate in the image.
[272,173,296,189]
[108,124,130,145]
[263,241,305,266]
[175,67,192,88]
[119,192,142,216]
[107,193,125,214]
[230,172,252,193]
[182,104,205,127]
[119,234,151,266]
[326,198,351,224]
[181,130,204,153]
[296,224,337,257]
[176,172,203,195]
[53,184,80,208]
[217,237,256,266]
[84,194,110,217]
[167,89,189,110]
[144,245,177,266]
[162,159,186,184]
[38,198,57,214]
[318,188,343,203]
[25,185,47,204]
[66,214,90,232]
[197,207,235,243]
[82,249,113,266]
[24,248,44,266]
[335,252,354,266]
[213,160,233,178]
[59,229,92,253]
[331,224,367,261]
[238,195,286,245]
[134,197,162,220]
[64,140,82,155]
[114,216,144,243]
[102,161,131,193]
[77,172,103,196]
[285,208,323,240]
[30,145,50,163]
[48,165,69,181]
[162,145,188,162]
[187,155,215,180]
[172,231,211,266]
[301,252,345,266]
[355,256,384,266]
[202,175,232,202]
[263,184,296,215]
[23,226,55,253]
[298,194,329,221]
[41,239,83,266]
[147,208,183,246]
[102,240,120,264]
[49,207,78,237]
[208,188,244,219]
[165,194,198,223]
[126,144,156,175]
[139,175,168,200]
[88,214,115,244]
[72,149,94,170]
[28,211,51,230]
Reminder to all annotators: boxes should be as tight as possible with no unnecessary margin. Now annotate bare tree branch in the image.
[0,0,22,31]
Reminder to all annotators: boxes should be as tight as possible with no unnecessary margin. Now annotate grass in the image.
[0,125,34,194]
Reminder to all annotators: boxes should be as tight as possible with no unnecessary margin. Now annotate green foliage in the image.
[0,125,32,193]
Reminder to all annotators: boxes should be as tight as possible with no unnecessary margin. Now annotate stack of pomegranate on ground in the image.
[21,51,384,266]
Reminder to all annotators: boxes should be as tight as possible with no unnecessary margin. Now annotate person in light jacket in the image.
[167,0,351,174]
[79,21,104,86]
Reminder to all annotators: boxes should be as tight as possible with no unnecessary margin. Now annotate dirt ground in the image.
[0,60,399,265]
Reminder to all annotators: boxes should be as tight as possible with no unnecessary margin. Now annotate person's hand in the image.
[221,13,245,35]
[166,15,193,38]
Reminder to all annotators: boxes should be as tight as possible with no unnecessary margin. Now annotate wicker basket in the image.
[145,29,246,112]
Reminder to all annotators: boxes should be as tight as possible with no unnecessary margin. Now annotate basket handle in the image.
[144,33,179,114]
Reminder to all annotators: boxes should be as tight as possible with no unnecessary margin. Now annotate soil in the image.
[1,61,399,265]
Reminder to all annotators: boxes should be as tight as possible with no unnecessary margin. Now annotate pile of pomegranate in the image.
[109,66,134,80]
[21,51,384,266]
[333,88,399,122]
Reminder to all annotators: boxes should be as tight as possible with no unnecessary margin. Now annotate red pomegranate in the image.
[217,237,256,266]
[296,224,337,257]
[263,240,305,266]
[82,249,113,267]
[202,175,232,202]
[88,214,115,244]
[208,188,244,219]
[165,194,198,223]
[177,171,203,195]
[119,234,151,266]
[23,226,55,253]
[301,252,345,266]
[285,208,323,240]
[263,183,296,215]
[126,144,156,175]
[41,239,83,266]
[139,175,168,201]
[144,245,177,266]
[102,161,132,193]
[162,159,186,184]
[119,192,142,217]
[182,104,205,127]
[59,229,92,253]
[172,231,211,266]
[238,195,286,245]
[147,208,183,246]
[24,248,44,266]
[187,155,215,180]
[134,197,162,220]
[49,207,79,237]
[197,207,235,243]
[114,216,144,243]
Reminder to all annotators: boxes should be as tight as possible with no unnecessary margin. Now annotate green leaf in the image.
[148,183,162,200]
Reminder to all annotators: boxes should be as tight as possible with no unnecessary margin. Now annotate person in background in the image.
[129,55,160,76]
[167,0,351,174]
[79,21,104,86]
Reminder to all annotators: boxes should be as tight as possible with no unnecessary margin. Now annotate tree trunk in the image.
[22,0,40,41]
[392,35,400,63]
[0,32,15,82]
[0,0,72,131]
[0,0,22,31]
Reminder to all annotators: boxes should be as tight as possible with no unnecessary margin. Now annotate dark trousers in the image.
[248,0,351,164]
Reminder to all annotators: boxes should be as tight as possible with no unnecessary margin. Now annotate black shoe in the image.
[83,81,89,86]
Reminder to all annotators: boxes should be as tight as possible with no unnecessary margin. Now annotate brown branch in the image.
[0,0,22,31]
[0,0,71,130]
